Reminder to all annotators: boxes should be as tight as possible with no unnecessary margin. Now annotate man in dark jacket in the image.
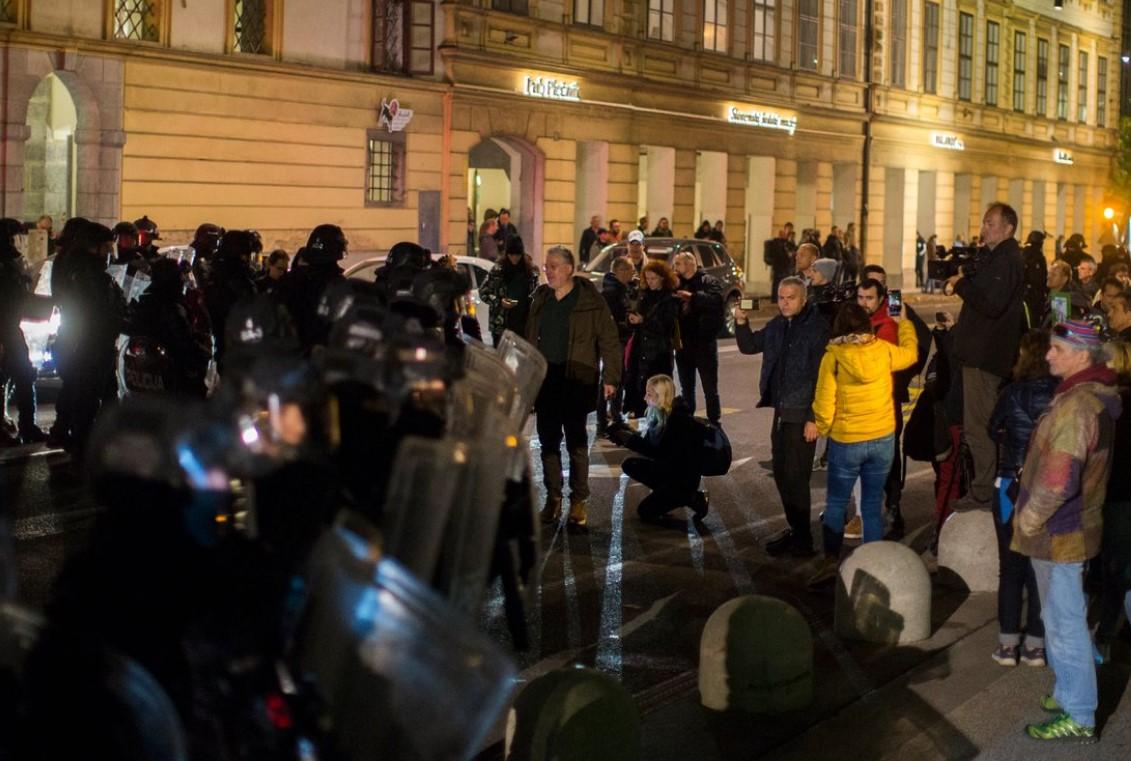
[1021,231,1049,329]
[527,246,622,528]
[735,276,830,556]
[946,202,1025,509]
[672,251,724,424]
[203,230,261,372]
[578,215,601,266]
[0,219,48,443]
[274,225,347,353]
[596,256,635,432]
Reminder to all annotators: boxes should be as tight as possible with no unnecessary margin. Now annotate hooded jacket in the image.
[812,319,919,442]
[1011,365,1121,563]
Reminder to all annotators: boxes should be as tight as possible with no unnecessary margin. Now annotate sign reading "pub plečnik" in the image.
[522,76,581,101]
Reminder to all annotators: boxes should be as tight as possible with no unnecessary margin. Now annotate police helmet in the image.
[0,217,24,245]
[217,229,263,262]
[302,224,348,263]
[134,215,161,246]
[191,223,224,260]
[386,241,431,271]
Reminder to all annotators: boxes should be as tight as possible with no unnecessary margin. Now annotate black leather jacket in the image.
[988,375,1057,476]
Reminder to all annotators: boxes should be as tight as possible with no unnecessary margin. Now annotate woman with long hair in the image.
[624,259,679,416]
[808,302,919,586]
[479,235,539,346]
[612,374,709,520]
[986,329,1056,667]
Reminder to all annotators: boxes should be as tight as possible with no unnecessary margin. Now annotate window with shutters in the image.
[1013,32,1026,112]
[114,0,161,42]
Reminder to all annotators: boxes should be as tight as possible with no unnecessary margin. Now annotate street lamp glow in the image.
[1124,54,1131,64]
[1104,207,1116,220]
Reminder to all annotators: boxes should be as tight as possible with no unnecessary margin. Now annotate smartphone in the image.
[935,311,949,323]
[887,289,903,318]
[740,297,758,311]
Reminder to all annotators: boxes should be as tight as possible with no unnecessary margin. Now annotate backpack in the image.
[693,417,732,476]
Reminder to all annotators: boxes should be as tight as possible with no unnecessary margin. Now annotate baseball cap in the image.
[627,230,645,244]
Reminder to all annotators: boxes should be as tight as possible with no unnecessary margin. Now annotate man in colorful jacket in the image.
[1012,320,1121,744]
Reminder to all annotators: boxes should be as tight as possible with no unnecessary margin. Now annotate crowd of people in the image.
[4,200,1131,746]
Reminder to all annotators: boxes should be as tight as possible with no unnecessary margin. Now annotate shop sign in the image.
[1053,148,1074,165]
[931,132,965,151]
[378,98,413,132]
[727,107,798,135]
[522,76,581,102]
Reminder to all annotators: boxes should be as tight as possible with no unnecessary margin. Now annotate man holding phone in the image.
[735,277,830,557]
[672,252,725,425]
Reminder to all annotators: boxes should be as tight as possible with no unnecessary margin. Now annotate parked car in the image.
[583,237,746,336]
[344,254,496,344]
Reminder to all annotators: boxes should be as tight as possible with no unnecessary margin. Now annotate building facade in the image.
[0,0,1120,290]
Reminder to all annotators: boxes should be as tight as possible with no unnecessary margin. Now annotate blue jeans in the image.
[1031,559,1097,727]
[822,435,894,544]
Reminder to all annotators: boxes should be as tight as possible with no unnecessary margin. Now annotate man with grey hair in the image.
[1012,320,1120,744]
[672,251,724,425]
[734,276,830,556]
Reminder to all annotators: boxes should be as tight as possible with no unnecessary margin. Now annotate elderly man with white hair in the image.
[1012,320,1121,744]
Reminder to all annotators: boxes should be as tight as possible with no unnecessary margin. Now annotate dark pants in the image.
[622,456,698,520]
[675,341,720,423]
[63,350,118,457]
[1,330,38,432]
[963,367,1003,503]
[771,412,817,549]
[535,364,592,502]
[596,344,625,429]
[993,496,1044,644]
[884,407,905,507]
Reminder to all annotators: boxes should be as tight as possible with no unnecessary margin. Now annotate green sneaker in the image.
[1039,694,1061,713]
[1025,713,1097,744]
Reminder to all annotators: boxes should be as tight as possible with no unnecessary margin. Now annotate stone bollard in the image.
[505,666,640,761]
[699,595,813,713]
[937,510,1000,592]
[835,541,932,644]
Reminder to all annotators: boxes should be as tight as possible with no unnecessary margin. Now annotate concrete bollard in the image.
[835,541,932,644]
[937,510,1000,592]
[698,595,814,713]
[505,666,640,761]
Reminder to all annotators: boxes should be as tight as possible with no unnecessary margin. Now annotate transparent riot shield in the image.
[449,343,515,439]
[299,516,517,761]
[494,330,548,429]
[380,436,467,581]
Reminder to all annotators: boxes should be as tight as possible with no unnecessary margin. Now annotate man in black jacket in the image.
[596,256,635,433]
[0,219,48,443]
[735,276,830,556]
[672,251,724,425]
[764,223,794,302]
[1021,231,1049,329]
[946,202,1025,509]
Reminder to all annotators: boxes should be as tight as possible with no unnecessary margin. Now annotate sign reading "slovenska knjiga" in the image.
[522,76,581,101]
[727,107,798,135]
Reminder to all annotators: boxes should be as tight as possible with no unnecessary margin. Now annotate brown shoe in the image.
[540,495,562,525]
[567,499,588,527]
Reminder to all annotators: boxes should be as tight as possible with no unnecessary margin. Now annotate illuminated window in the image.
[574,0,603,26]
[114,0,161,42]
[1057,44,1069,120]
[1098,56,1107,127]
[703,0,728,53]
[1077,51,1088,122]
[1012,32,1026,112]
[984,21,999,106]
[373,1,434,74]
[366,132,405,206]
[838,0,857,78]
[890,0,906,87]
[797,0,819,71]
[233,0,271,55]
[648,0,674,42]
[751,0,775,62]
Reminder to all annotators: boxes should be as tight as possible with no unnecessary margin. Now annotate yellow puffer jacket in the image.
[812,319,919,443]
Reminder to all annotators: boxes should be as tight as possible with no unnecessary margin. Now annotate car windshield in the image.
[586,243,676,273]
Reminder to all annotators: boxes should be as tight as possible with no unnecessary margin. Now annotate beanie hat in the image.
[1052,320,1103,350]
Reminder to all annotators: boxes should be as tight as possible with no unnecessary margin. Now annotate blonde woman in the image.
[610,374,708,521]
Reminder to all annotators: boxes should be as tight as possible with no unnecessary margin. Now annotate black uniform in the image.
[0,235,44,441]
[126,260,211,397]
[204,253,258,372]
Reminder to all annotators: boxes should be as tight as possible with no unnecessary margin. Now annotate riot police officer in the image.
[274,224,348,352]
[203,230,260,372]
[111,221,149,277]
[126,257,212,398]
[0,218,48,443]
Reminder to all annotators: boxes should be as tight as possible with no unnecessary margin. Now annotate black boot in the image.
[887,502,905,538]
[822,524,844,558]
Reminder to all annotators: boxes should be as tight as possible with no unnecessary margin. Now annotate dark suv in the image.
[584,238,746,336]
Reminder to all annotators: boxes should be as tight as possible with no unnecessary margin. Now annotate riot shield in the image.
[494,330,548,429]
[298,516,517,761]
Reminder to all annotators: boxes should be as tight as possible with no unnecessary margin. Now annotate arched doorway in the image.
[467,136,544,260]
[23,74,78,224]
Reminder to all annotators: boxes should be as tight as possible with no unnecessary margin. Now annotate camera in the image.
[815,280,858,318]
[928,246,981,281]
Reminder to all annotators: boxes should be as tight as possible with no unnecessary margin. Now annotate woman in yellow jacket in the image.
[809,302,919,586]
